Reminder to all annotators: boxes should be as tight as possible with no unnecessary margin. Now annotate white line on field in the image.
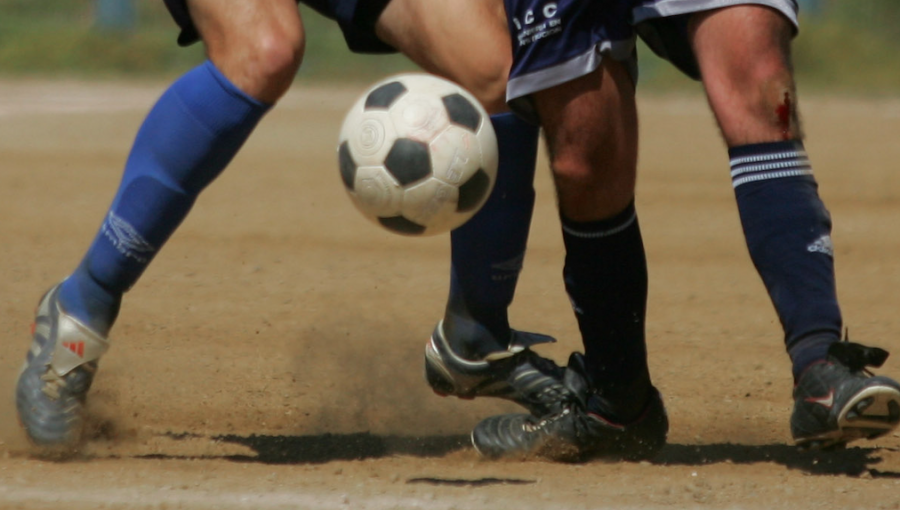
[0,483,717,510]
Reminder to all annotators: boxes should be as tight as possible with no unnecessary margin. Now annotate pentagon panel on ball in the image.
[337,73,499,236]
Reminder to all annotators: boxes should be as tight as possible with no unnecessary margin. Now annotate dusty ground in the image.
[1,80,900,509]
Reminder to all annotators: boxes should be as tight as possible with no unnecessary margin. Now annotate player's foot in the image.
[791,339,900,450]
[424,320,571,416]
[16,283,110,455]
[471,352,668,462]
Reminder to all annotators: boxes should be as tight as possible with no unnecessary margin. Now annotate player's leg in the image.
[689,5,900,448]
[378,0,536,354]
[375,0,509,113]
[538,59,656,422]
[468,0,668,461]
[689,5,842,375]
[16,0,304,453]
[473,58,668,462]
[191,0,304,103]
[689,5,799,145]
[374,0,561,412]
[634,0,900,448]
[437,112,540,360]
[61,0,303,331]
[378,0,536,356]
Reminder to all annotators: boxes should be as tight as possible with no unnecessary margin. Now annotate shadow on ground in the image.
[655,443,900,478]
[143,432,900,479]
[215,432,469,464]
[146,432,537,487]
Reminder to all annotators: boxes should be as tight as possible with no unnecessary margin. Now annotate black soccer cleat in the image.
[424,321,572,416]
[471,352,668,462]
[791,339,900,450]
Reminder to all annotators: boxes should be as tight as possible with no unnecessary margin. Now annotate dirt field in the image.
[1,80,900,509]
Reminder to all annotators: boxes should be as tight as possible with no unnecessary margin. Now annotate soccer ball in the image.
[337,73,498,236]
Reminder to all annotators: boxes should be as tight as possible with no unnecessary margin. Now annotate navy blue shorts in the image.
[632,0,799,80]
[302,0,395,54]
[504,0,636,122]
[163,0,394,54]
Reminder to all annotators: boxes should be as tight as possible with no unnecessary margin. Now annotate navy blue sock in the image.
[442,112,539,360]
[562,201,651,421]
[729,141,842,381]
[58,61,271,334]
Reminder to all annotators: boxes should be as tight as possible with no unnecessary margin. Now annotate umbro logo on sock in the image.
[491,253,525,280]
[102,211,156,263]
[807,235,834,257]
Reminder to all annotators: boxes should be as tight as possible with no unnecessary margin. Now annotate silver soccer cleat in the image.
[16,283,110,456]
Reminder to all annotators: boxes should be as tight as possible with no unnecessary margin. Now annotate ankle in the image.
[58,273,121,336]
[441,314,510,361]
[586,372,654,424]
[789,333,840,383]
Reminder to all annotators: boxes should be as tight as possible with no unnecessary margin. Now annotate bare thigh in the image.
[187,0,305,102]
[376,0,510,113]
[535,58,639,222]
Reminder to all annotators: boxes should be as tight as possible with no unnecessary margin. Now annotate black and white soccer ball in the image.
[338,73,498,236]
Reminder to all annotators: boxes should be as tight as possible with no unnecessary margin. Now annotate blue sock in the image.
[562,201,651,421]
[729,141,842,381]
[442,113,539,360]
[58,61,271,334]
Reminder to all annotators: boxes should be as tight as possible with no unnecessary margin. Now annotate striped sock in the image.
[729,140,813,187]
[729,141,842,380]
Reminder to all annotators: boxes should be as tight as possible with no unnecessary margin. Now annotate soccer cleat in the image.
[791,339,900,450]
[424,320,571,416]
[471,352,668,462]
[16,283,110,455]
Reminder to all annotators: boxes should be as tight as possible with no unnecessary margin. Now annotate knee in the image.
[453,56,510,115]
[747,52,795,103]
[705,45,799,126]
[754,60,799,123]
[551,149,608,207]
[241,29,305,100]
[550,147,637,221]
[717,46,791,95]
[208,24,305,103]
[465,65,510,115]
[550,150,594,185]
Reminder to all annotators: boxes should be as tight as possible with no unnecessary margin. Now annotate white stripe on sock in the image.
[562,210,637,239]
[732,169,815,188]
[729,149,807,166]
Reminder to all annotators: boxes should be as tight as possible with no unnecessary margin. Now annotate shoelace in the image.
[40,369,66,399]
[39,363,95,400]
[523,407,573,433]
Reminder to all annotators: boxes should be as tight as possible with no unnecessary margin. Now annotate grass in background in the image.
[0,0,897,95]
[0,0,202,76]
[792,1,900,96]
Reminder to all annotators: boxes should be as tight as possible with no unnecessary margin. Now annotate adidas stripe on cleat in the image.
[791,339,900,450]
[16,283,110,455]
[424,320,571,416]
